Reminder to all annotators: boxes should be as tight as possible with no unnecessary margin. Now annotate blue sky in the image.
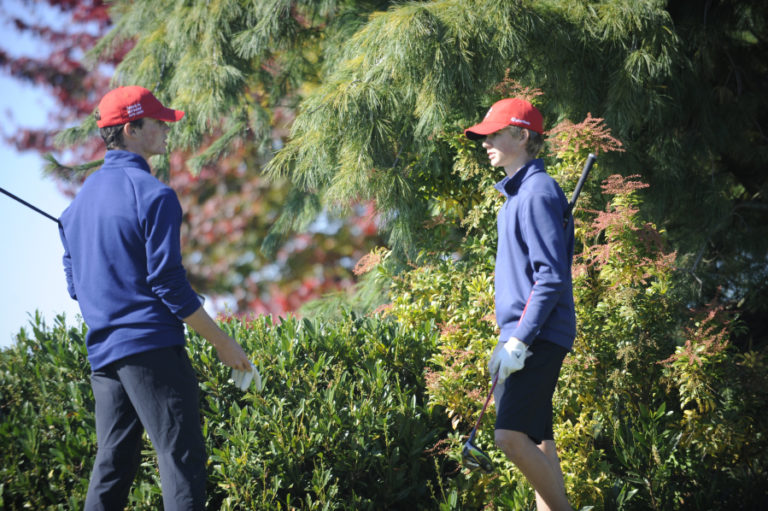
[0,2,229,349]
[0,2,86,347]
[0,76,82,348]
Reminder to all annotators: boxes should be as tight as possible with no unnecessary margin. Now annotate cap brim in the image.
[151,107,185,123]
[464,121,510,140]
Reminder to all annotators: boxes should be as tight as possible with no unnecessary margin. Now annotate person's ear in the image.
[123,121,141,140]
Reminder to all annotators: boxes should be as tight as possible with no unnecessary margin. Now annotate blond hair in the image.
[504,125,544,158]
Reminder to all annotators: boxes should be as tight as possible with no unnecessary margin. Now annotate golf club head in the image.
[461,438,493,473]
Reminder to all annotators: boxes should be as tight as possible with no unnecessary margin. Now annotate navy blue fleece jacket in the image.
[59,150,201,369]
[494,158,576,350]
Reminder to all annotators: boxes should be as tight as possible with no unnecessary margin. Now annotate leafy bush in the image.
[0,312,453,510]
[369,112,768,509]
[0,313,93,510]
[3,100,767,510]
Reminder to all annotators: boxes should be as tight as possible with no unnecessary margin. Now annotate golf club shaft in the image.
[465,154,597,458]
[0,186,60,224]
[469,375,498,439]
[568,153,596,213]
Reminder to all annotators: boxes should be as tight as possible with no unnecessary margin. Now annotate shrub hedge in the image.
[2,121,767,509]
[378,169,768,510]
[2,283,767,509]
[0,312,453,510]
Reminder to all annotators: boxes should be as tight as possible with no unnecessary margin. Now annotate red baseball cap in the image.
[464,98,543,139]
[96,86,185,128]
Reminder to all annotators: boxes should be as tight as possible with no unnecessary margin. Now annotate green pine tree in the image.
[55,0,768,341]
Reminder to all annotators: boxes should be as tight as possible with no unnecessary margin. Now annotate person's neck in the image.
[121,136,154,164]
[504,156,532,178]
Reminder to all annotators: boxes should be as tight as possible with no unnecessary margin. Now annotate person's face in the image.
[481,128,527,169]
[126,118,171,159]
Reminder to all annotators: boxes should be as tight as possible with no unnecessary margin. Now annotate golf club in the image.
[564,153,597,227]
[0,185,60,224]
[461,376,498,473]
[462,154,597,473]
[1,185,213,307]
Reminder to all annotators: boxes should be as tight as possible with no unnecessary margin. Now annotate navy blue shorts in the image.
[494,338,568,444]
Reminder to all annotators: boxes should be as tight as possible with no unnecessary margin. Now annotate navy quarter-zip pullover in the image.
[494,158,576,350]
[59,150,201,369]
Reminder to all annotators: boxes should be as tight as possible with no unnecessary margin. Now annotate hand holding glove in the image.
[489,338,531,384]
[232,363,263,392]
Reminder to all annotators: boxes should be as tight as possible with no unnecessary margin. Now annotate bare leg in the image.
[495,430,572,511]
[534,440,567,511]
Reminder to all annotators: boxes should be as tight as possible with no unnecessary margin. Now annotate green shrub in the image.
[3,109,767,510]
[369,113,768,509]
[377,170,768,509]
[0,313,93,510]
[0,312,452,510]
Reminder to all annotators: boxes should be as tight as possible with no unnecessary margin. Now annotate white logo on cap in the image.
[126,102,144,118]
[510,117,530,125]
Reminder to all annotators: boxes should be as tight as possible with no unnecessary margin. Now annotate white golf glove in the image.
[489,338,531,384]
[231,363,263,392]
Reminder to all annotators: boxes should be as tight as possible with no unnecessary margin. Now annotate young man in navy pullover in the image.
[59,86,253,510]
[465,98,575,511]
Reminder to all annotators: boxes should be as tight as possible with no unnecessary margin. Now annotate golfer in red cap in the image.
[59,86,254,510]
[465,98,575,511]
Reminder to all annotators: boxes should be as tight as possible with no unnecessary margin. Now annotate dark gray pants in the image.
[85,345,206,511]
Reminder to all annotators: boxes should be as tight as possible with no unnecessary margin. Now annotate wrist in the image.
[210,331,234,349]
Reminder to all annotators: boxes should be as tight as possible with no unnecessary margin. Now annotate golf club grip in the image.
[568,153,597,213]
[0,186,60,224]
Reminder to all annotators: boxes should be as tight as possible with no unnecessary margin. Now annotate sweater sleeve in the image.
[58,223,77,300]
[142,188,201,319]
[511,190,570,344]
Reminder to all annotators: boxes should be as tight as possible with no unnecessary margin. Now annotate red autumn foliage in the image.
[660,294,733,367]
[1,1,120,162]
[547,112,625,156]
[1,0,383,319]
[492,69,545,103]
